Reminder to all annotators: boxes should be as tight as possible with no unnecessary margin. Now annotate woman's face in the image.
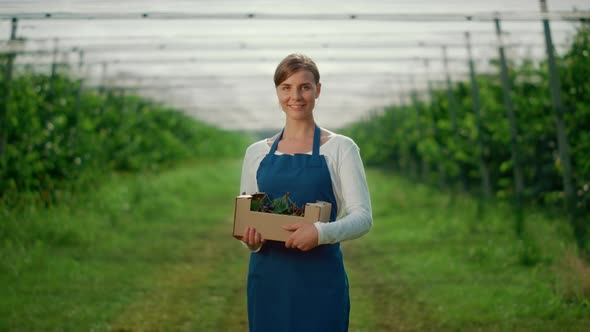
[276,70,321,121]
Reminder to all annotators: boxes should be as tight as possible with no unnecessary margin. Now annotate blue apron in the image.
[248,125,349,332]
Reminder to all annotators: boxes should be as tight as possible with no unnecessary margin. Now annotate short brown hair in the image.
[274,54,320,87]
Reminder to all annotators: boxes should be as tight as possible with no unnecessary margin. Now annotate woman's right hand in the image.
[242,226,265,251]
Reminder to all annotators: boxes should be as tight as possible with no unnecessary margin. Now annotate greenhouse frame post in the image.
[410,76,429,183]
[98,62,109,117]
[494,18,525,236]
[390,102,402,173]
[99,61,108,95]
[120,88,126,114]
[74,50,84,126]
[424,59,446,190]
[465,31,492,219]
[51,37,59,79]
[398,80,415,178]
[539,0,583,250]
[466,32,492,197]
[397,79,410,175]
[442,45,467,193]
[0,17,18,159]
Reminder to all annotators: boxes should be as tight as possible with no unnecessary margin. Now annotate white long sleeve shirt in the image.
[239,131,373,246]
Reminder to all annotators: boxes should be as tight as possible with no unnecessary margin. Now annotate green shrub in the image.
[0,71,249,206]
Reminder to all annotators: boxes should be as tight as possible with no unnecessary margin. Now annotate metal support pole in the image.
[389,99,402,172]
[466,32,492,200]
[495,18,526,236]
[0,17,18,159]
[74,50,84,124]
[442,47,459,138]
[98,62,109,118]
[394,86,402,172]
[51,38,59,79]
[398,80,413,177]
[410,76,429,182]
[99,61,108,95]
[397,82,406,114]
[442,45,467,192]
[539,0,582,250]
[120,88,125,109]
[424,59,446,189]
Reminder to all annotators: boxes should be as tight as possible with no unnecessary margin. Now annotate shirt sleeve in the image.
[239,143,263,252]
[239,144,260,195]
[314,141,373,244]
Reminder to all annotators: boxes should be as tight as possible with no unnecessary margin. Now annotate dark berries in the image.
[249,192,304,216]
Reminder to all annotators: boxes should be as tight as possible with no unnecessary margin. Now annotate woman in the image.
[239,53,372,332]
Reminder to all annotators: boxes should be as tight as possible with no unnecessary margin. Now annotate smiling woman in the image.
[237,53,373,332]
[275,55,322,132]
[276,70,320,121]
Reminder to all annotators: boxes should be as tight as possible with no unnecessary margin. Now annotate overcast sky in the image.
[1,0,589,131]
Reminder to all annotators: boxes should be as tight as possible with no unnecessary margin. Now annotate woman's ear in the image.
[315,82,322,99]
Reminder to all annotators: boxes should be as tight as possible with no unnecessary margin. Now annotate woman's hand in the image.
[283,223,319,251]
[242,227,265,251]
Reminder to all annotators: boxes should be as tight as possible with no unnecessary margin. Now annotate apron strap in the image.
[312,125,320,157]
[310,125,322,166]
[269,128,284,155]
[268,125,321,166]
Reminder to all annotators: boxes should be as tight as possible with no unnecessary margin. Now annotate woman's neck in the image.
[282,118,316,141]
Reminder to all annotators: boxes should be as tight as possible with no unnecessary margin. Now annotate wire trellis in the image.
[1,2,589,130]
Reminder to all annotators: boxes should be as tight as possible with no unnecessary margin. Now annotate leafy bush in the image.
[0,70,249,205]
[344,25,590,222]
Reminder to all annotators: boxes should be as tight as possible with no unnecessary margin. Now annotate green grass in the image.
[0,159,249,331]
[1,161,589,331]
[347,168,590,331]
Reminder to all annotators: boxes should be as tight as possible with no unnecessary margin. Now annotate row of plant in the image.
[0,68,250,207]
[344,25,589,246]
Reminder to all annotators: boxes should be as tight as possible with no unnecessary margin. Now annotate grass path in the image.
[345,241,440,332]
[99,160,254,331]
[109,216,250,331]
[101,161,442,331]
[1,159,427,331]
[2,160,589,331]
[351,168,590,331]
[1,160,250,331]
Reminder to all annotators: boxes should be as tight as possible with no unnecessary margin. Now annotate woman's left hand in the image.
[283,223,319,251]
